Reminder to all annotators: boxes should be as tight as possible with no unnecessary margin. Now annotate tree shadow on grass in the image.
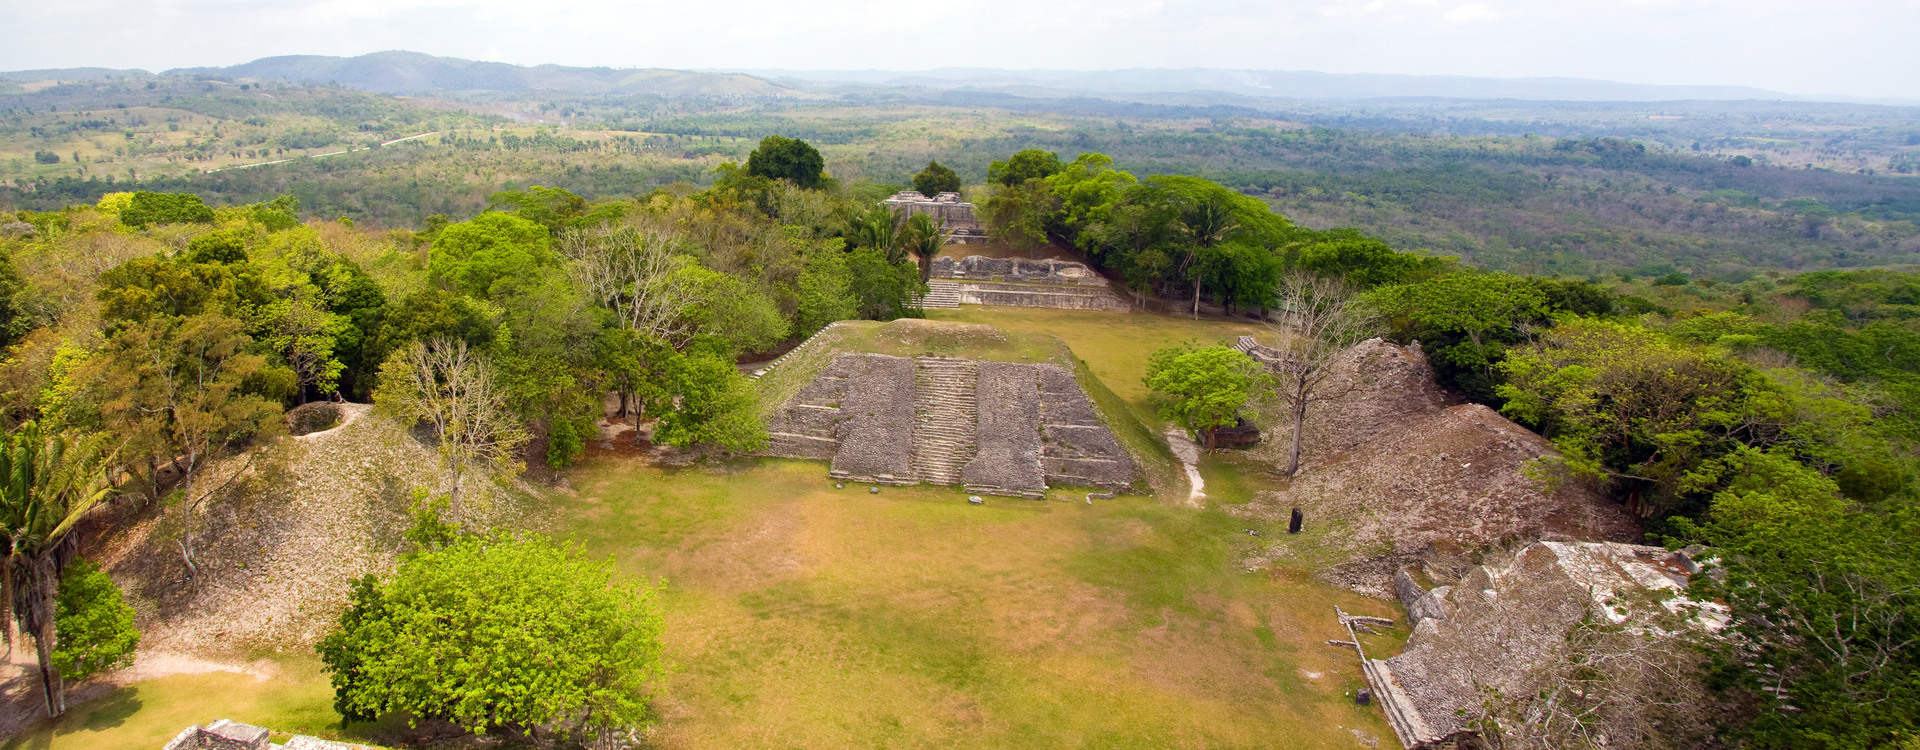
[4,686,141,750]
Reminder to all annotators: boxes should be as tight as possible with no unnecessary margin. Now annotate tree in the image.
[984,177,1057,256]
[50,559,139,683]
[1144,345,1268,450]
[794,241,858,336]
[86,313,283,573]
[1368,273,1550,402]
[118,192,213,228]
[846,247,923,321]
[744,135,825,189]
[429,213,555,300]
[1269,273,1379,475]
[487,185,589,233]
[374,338,529,523]
[650,344,767,452]
[0,422,115,717]
[913,160,961,197]
[846,204,904,264]
[317,535,668,741]
[900,212,950,283]
[988,149,1064,187]
[562,224,704,346]
[1178,197,1239,318]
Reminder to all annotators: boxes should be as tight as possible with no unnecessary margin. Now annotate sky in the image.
[3,0,1918,100]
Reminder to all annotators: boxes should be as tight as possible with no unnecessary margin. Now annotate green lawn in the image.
[547,457,1402,749]
[3,658,360,750]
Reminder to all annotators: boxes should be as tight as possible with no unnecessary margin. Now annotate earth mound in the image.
[1241,339,1641,596]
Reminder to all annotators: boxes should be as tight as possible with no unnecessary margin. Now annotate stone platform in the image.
[764,353,1135,497]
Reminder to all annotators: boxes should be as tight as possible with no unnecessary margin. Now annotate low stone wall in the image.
[931,256,1110,287]
[951,281,1131,312]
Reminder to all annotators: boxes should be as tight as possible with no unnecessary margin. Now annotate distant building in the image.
[880,191,987,243]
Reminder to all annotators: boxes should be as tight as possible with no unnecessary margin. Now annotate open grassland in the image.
[2,658,356,750]
[549,457,1402,749]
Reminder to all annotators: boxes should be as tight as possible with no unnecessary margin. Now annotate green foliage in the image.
[988,149,1064,187]
[1369,273,1549,401]
[250,194,302,231]
[845,247,924,321]
[119,192,213,228]
[794,242,858,336]
[50,559,140,682]
[316,535,668,737]
[544,415,596,469]
[651,342,766,452]
[1677,448,1920,749]
[912,160,962,197]
[428,212,555,299]
[1296,235,1451,288]
[1497,319,1770,517]
[0,250,35,350]
[679,266,789,356]
[183,229,250,265]
[1143,344,1266,445]
[402,489,461,553]
[744,135,825,189]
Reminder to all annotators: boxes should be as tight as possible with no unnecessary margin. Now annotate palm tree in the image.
[1179,199,1239,319]
[901,212,951,283]
[0,422,114,718]
[847,204,904,264]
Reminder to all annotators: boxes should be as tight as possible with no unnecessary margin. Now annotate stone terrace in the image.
[764,353,1135,497]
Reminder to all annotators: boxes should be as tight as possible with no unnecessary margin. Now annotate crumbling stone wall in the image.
[931,256,1110,286]
[1371,542,1716,743]
[1037,365,1135,489]
[881,191,985,241]
[963,361,1047,497]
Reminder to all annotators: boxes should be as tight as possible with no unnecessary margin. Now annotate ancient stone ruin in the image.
[923,256,1131,312]
[881,190,986,242]
[1361,542,1723,748]
[763,353,1135,497]
[164,719,373,750]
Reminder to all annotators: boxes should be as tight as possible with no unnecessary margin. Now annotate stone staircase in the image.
[918,280,962,309]
[910,356,979,485]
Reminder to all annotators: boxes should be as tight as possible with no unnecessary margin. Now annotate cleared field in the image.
[549,457,1402,749]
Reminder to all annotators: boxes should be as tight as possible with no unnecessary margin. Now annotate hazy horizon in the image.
[3,0,1916,100]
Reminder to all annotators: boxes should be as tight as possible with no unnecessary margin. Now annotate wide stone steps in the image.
[918,280,963,309]
[911,356,978,485]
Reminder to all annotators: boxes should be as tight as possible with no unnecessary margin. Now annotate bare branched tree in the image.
[1269,272,1378,475]
[560,224,700,346]
[374,338,529,523]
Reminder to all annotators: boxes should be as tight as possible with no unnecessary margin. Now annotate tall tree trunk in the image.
[1285,397,1309,476]
[30,560,62,718]
[1,558,14,659]
[447,466,464,526]
[1192,278,1202,319]
[918,256,932,283]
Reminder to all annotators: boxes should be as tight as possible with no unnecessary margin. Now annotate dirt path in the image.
[1164,426,1206,506]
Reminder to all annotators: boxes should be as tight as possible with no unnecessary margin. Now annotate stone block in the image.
[198,720,271,750]
[829,354,917,483]
[962,362,1045,493]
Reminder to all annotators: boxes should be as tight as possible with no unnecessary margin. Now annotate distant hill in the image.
[164,51,814,97]
[744,67,1906,105]
[0,67,150,82]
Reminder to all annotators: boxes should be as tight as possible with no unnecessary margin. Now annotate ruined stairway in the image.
[918,280,962,309]
[911,356,979,485]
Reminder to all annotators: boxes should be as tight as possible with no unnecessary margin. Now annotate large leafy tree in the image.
[1144,344,1268,450]
[912,160,961,197]
[1368,273,1550,402]
[428,213,555,300]
[988,149,1064,187]
[318,535,668,740]
[744,135,825,189]
[0,422,114,717]
[118,191,213,228]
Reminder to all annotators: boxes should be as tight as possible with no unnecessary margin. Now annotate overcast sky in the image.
[4,0,1917,100]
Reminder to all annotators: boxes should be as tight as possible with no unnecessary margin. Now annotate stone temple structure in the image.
[763,352,1135,498]
[881,190,987,243]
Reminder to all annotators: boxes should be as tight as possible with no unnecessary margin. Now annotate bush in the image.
[51,560,140,681]
[318,535,668,738]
